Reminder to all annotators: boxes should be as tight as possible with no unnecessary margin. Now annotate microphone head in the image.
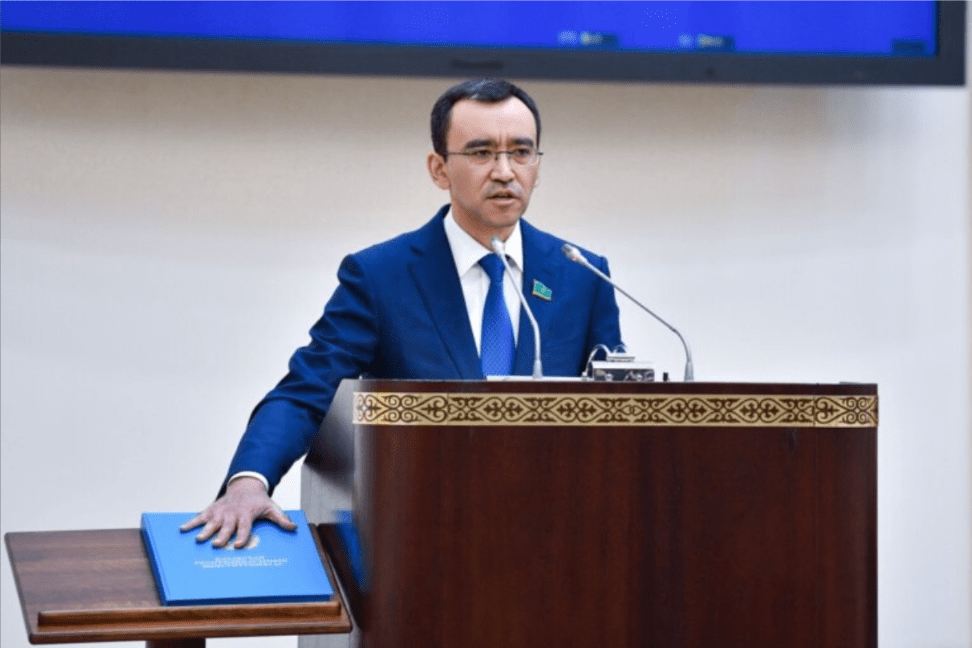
[490,236,506,256]
[561,243,584,263]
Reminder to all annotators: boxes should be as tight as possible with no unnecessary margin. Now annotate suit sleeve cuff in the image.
[228,471,270,492]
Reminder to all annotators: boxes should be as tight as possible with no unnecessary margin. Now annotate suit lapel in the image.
[408,208,483,379]
[512,220,561,376]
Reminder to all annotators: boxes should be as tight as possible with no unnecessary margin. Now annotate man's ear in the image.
[427,152,451,190]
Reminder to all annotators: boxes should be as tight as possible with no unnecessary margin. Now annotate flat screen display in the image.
[1,1,965,86]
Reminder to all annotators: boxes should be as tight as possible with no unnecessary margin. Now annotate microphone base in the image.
[589,360,655,383]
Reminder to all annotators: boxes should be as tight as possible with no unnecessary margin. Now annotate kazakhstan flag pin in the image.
[532,280,553,301]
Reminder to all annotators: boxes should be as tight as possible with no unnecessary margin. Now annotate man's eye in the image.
[512,148,534,159]
[469,150,494,161]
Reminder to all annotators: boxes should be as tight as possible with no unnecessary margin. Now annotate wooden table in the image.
[5,526,352,646]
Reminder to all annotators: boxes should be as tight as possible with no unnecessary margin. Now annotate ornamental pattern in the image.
[352,393,877,428]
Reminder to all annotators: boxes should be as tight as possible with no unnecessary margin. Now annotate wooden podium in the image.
[5,525,351,646]
[302,379,877,648]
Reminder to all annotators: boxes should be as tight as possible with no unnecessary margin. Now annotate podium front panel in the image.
[302,380,877,648]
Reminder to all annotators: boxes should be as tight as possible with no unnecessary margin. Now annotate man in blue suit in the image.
[185,79,622,547]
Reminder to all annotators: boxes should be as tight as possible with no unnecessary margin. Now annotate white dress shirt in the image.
[442,209,523,353]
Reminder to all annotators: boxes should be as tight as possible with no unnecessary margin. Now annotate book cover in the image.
[141,510,334,606]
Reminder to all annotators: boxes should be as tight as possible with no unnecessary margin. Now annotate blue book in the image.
[141,510,334,606]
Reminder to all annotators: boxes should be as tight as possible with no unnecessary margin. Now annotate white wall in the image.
[1,68,968,648]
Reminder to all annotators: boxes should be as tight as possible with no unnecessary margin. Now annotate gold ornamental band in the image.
[352,392,878,428]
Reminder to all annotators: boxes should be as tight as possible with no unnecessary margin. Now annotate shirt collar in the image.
[443,207,524,277]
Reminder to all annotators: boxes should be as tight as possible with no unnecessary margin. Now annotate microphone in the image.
[491,236,543,379]
[562,243,694,382]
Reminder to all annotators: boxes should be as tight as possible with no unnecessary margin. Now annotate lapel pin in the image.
[532,280,553,301]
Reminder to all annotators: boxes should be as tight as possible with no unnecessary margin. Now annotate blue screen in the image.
[1,1,939,57]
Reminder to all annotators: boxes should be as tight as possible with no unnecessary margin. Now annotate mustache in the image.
[486,186,521,199]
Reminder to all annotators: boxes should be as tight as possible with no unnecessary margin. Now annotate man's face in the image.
[427,97,540,248]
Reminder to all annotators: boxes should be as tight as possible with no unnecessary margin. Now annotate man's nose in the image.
[490,153,516,181]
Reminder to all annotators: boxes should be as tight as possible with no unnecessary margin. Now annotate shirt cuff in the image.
[228,471,269,492]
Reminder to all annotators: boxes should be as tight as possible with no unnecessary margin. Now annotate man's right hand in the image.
[181,476,297,549]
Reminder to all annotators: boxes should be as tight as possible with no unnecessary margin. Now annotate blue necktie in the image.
[479,254,515,376]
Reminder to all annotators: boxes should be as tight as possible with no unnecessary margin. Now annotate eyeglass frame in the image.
[444,147,544,167]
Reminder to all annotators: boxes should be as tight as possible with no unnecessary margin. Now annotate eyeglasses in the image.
[446,147,543,167]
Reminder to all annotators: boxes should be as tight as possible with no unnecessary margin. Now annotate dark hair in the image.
[430,78,541,157]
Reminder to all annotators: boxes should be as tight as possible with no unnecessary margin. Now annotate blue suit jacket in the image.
[226,206,622,492]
